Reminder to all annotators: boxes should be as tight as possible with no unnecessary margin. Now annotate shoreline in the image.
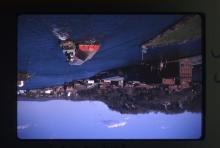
[17,83,202,114]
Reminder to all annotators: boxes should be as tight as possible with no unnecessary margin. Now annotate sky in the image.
[17,99,202,139]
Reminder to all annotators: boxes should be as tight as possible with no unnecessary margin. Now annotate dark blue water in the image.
[18,15,202,89]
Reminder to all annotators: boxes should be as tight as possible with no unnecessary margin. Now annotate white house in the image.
[86,80,94,84]
[102,76,124,87]
[17,89,26,95]
[45,89,53,94]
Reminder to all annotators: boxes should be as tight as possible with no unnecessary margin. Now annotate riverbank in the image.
[18,82,202,114]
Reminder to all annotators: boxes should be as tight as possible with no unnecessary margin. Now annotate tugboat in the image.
[17,72,31,87]
[59,38,101,65]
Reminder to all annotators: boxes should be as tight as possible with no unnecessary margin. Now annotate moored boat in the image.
[60,39,101,65]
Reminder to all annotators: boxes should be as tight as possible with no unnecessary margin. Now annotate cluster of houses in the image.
[17,86,66,98]
[95,56,200,93]
[161,58,193,88]
[17,55,201,98]
[16,76,147,97]
[161,56,201,90]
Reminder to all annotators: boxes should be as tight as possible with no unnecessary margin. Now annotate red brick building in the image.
[179,58,192,86]
[161,58,192,86]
